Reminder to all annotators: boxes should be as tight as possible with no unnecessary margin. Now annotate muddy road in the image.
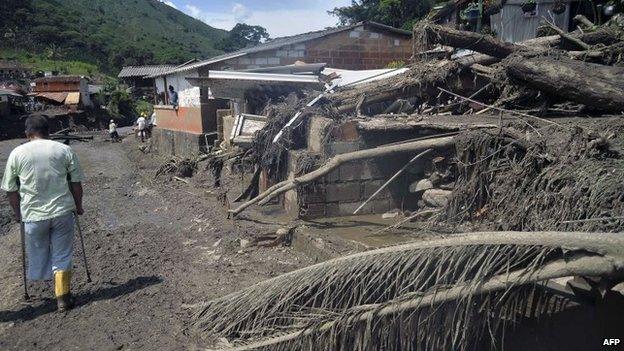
[0,135,314,350]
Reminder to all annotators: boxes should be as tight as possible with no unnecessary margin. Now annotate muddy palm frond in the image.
[194,232,624,351]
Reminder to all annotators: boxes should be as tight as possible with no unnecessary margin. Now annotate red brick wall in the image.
[209,26,412,71]
[34,81,80,93]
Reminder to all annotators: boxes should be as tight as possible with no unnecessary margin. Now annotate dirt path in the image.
[0,136,313,350]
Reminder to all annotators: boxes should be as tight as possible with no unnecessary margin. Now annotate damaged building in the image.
[148,21,413,157]
[32,75,93,109]
[117,64,178,101]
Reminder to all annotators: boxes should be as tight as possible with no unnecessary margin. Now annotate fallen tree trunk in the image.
[333,61,461,113]
[229,135,456,216]
[506,57,624,112]
[416,22,523,58]
[416,22,622,61]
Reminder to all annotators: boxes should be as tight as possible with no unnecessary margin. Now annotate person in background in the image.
[147,111,156,139]
[136,113,147,143]
[1,115,85,312]
[109,119,119,142]
[168,85,179,110]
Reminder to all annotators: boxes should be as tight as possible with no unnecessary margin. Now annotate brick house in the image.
[33,75,92,108]
[149,21,413,156]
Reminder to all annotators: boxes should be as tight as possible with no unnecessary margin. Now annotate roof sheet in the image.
[149,21,412,78]
[118,65,178,78]
[36,92,69,103]
[0,89,24,97]
[65,92,81,105]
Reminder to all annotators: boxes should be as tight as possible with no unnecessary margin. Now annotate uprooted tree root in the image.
[446,125,624,231]
[156,157,199,178]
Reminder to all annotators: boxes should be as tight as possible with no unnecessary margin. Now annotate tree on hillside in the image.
[0,0,33,31]
[329,0,433,30]
[216,23,270,52]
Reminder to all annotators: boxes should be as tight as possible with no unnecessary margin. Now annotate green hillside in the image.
[0,0,227,74]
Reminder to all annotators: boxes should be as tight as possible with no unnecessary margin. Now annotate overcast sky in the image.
[159,0,352,38]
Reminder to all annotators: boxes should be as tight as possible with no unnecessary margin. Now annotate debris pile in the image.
[218,17,624,233]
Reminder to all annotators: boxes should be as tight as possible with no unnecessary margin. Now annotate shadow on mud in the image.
[0,275,162,323]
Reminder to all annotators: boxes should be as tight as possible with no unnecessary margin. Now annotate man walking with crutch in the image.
[1,115,85,312]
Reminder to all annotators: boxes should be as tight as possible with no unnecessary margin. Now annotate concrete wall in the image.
[79,79,92,107]
[284,149,396,219]
[283,116,418,219]
[154,105,204,134]
[151,127,209,157]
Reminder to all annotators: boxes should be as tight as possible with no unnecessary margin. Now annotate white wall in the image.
[162,70,200,108]
[155,77,166,95]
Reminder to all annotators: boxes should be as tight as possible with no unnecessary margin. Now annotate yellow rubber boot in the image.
[54,270,74,311]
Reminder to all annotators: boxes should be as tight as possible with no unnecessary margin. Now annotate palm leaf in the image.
[194,232,624,350]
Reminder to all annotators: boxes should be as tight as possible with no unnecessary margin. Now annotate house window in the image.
[370,32,380,39]
[394,39,401,46]
[349,31,361,38]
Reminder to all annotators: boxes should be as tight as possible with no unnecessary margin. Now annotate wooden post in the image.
[163,76,169,105]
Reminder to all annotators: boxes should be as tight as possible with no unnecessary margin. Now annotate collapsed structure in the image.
[183,15,624,351]
[211,16,623,229]
[146,21,413,156]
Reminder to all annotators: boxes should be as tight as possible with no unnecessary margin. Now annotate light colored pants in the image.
[24,212,74,281]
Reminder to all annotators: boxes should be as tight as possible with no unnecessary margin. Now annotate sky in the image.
[159,0,352,38]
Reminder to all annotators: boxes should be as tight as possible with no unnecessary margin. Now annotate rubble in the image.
[210,18,624,234]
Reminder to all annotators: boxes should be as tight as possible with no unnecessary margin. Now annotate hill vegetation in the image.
[0,0,228,74]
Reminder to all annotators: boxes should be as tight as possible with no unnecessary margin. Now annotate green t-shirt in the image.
[1,139,85,222]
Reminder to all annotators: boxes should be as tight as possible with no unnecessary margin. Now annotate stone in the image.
[382,210,401,219]
[422,189,452,207]
[239,239,251,248]
[276,228,289,237]
[409,179,434,193]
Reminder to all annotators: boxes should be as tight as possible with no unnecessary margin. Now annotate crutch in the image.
[73,212,92,283]
[19,222,30,301]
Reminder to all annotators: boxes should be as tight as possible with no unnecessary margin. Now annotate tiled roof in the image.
[117,65,178,78]
[148,21,412,78]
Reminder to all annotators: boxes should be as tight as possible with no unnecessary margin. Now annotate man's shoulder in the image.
[40,139,74,156]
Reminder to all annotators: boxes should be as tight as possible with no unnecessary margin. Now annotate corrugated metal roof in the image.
[117,65,177,78]
[148,21,412,78]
